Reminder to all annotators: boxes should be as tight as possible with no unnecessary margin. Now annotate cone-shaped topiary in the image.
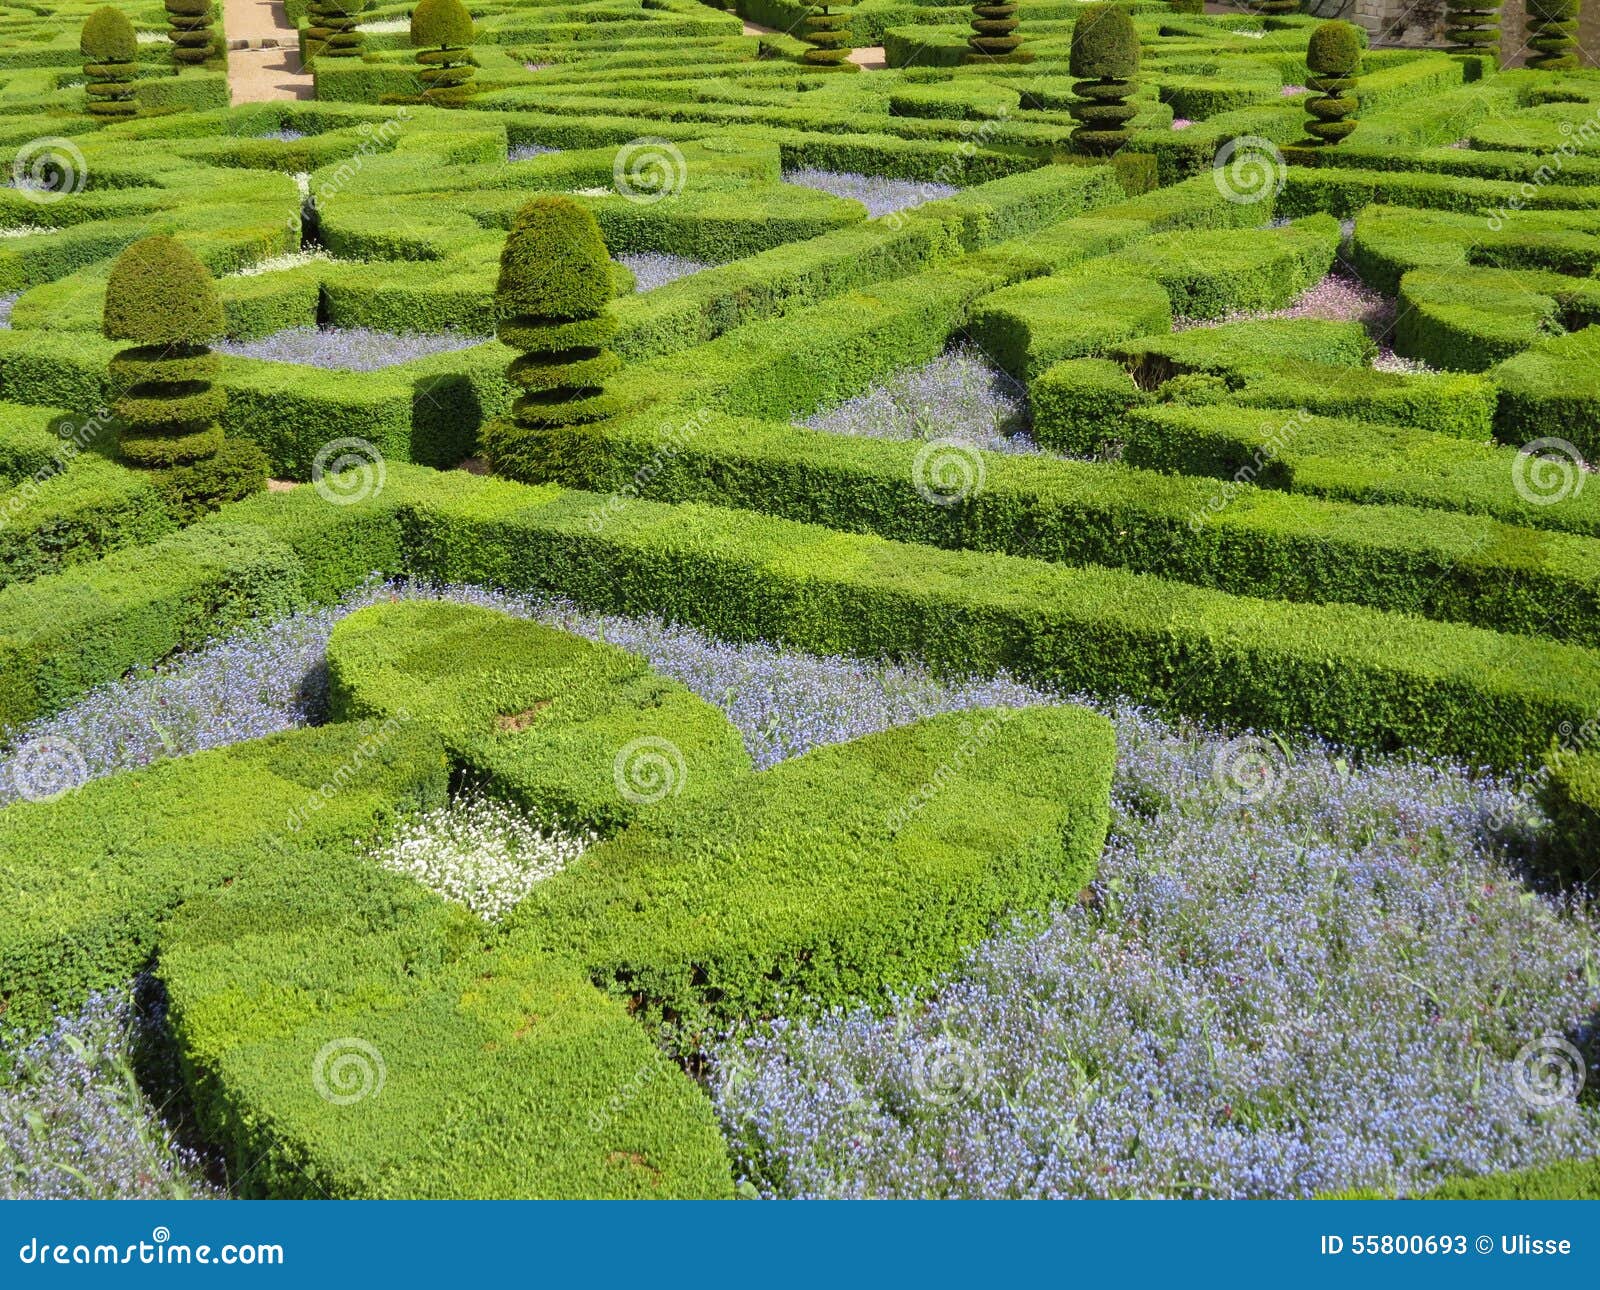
[484,197,622,478]
[411,0,476,105]
[965,1,1034,64]
[80,7,139,119]
[306,0,367,61]
[1443,0,1502,55]
[102,237,227,468]
[165,0,218,66]
[800,0,855,66]
[1526,0,1579,69]
[1069,4,1140,157]
[1303,20,1361,146]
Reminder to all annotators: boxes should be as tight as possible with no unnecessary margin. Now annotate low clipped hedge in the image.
[1493,327,1600,462]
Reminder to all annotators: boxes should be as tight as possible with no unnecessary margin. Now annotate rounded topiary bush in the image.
[965,2,1033,63]
[1526,0,1579,70]
[411,0,476,106]
[1303,19,1361,146]
[80,7,139,119]
[485,197,622,478]
[102,237,227,468]
[306,0,367,60]
[1443,0,1502,55]
[165,0,218,67]
[801,0,855,67]
[1069,3,1140,157]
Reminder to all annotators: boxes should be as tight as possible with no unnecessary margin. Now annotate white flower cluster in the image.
[229,248,335,278]
[372,795,596,922]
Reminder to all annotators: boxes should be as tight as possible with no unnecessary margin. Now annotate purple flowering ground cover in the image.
[617,252,711,292]
[2,585,1596,1199]
[214,327,488,371]
[0,293,15,329]
[782,168,957,218]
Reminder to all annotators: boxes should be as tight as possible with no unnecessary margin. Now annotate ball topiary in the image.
[1303,19,1361,146]
[800,0,855,67]
[165,0,218,67]
[1443,0,1502,55]
[306,0,367,61]
[410,0,476,106]
[1526,0,1579,70]
[1068,4,1140,157]
[965,1,1034,64]
[485,197,622,478]
[80,7,139,119]
[102,237,227,468]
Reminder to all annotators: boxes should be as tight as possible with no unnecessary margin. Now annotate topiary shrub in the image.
[410,0,477,106]
[484,196,622,480]
[102,237,227,469]
[1526,0,1579,70]
[1303,19,1361,146]
[1443,0,1502,55]
[800,0,855,67]
[965,2,1034,64]
[80,7,138,119]
[1069,3,1140,157]
[165,0,218,67]
[1255,0,1298,14]
[306,0,367,61]
[1167,0,1203,11]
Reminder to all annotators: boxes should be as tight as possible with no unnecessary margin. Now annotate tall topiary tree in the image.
[484,197,621,479]
[965,1,1034,63]
[1526,0,1579,69]
[80,7,138,119]
[306,0,367,61]
[410,0,476,106]
[1069,4,1140,157]
[800,0,855,66]
[165,0,218,66]
[1303,20,1360,146]
[1443,0,1502,56]
[103,237,226,468]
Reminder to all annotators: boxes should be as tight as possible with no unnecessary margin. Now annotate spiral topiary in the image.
[1443,0,1501,55]
[1526,0,1579,70]
[965,1,1034,64]
[102,237,227,468]
[800,0,855,67]
[484,197,622,478]
[1069,4,1140,157]
[1303,20,1361,146]
[411,0,477,106]
[80,7,138,119]
[165,0,218,66]
[306,0,367,61]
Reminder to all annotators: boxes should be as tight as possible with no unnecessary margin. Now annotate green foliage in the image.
[306,0,367,61]
[165,0,218,67]
[1424,1156,1600,1199]
[80,7,137,118]
[102,237,227,468]
[1304,21,1361,146]
[1069,4,1140,155]
[1443,0,1502,54]
[490,197,622,472]
[965,2,1032,65]
[147,435,269,524]
[410,0,476,106]
[801,0,855,68]
[1526,0,1579,70]
[1029,357,1148,455]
